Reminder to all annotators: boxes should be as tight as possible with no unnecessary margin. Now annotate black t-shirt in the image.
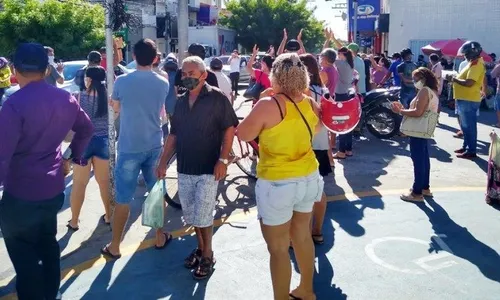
[171,83,238,175]
[174,69,219,94]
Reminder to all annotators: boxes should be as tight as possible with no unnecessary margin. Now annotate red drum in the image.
[320,93,362,134]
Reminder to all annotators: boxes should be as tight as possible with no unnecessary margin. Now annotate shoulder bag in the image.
[243,71,264,99]
[400,87,439,139]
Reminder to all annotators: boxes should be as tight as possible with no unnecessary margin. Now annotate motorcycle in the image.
[359,86,401,139]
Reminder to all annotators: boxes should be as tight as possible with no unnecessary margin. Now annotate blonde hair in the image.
[271,53,309,96]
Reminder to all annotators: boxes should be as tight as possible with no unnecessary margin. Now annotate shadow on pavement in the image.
[416,199,500,284]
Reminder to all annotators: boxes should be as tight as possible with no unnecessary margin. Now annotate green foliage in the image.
[219,0,324,53]
[0,0,105,59]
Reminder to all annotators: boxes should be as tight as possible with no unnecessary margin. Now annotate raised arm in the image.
[297,29,306,54]
[247,44,259,77]
[277,28,288,56]
[330,29,344,50]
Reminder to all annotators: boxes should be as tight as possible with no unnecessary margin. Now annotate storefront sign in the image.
[348,0,380,32]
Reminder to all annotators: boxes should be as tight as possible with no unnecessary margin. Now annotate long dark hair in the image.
[85,66,107,118]
[339,47,354,69]
[299,53,322,87]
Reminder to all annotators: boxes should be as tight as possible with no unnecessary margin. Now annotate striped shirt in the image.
[79,93,108,137]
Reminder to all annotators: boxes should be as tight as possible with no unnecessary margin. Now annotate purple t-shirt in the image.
[0,80,93,201]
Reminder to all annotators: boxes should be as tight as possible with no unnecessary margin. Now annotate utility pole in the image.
[178,0,189,61]
[352,0,358,44]
[105,0,116,205]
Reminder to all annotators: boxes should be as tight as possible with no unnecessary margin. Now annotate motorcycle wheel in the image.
[366,107,400,139]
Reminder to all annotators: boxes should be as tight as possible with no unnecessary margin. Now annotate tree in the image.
[219,0,324,53]
[0,0,105,60]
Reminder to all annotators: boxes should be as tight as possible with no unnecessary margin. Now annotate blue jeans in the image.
[409,137,430,195]
[494,94,500,111]
[335,93,353,153]
[115,147,162,204]
[456,100,481,154]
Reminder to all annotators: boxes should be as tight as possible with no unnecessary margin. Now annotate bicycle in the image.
[163,100,259,210]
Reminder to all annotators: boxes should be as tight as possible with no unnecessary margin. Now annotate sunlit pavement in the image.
[1,92,500,299]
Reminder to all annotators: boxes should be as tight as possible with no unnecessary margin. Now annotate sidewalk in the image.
[2,190,500,300]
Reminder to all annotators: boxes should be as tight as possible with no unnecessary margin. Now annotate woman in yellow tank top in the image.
[237,53,323,300]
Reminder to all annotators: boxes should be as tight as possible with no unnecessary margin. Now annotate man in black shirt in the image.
[174,43,218,94]
[156,56,237,280]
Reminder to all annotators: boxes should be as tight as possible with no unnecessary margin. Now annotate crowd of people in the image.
[0,25,497,299]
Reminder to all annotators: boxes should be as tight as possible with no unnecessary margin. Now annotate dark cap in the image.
[14,43,49,72]
[87,51,102,64]
[286,39,301,52]
[210,57,223,70]
[188,43,206,59]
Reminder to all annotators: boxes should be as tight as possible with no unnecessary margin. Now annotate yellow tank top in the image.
[257,98,319,180]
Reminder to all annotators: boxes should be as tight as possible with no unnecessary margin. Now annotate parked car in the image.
[217,55,251,83]
[1,60,130,106]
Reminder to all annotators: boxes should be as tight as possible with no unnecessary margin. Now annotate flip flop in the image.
[101,214,111,225]
[289,294,302,300]
[312,234,324,245]
[155,233,173,250]
[66,221,79,232]
[100,245,122,259]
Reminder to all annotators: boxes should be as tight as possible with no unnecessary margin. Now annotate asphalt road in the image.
[0,92,499,299]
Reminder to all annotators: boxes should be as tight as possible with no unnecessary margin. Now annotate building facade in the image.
[387,0,500,57]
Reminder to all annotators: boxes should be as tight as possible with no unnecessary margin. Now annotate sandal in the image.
[289,294,302,300]
[155,233,173,250]
[101,214,111,225]
[184,248,202,269]
[66,221,79,232]
[333,153,346,160]
[100,245,121,259]
[312,234,324,245]
[193,255,216,280]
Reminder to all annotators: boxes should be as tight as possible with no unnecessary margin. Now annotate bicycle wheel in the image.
[163,153,182,209]
[231,138,258,179]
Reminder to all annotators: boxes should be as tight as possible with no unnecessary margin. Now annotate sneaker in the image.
[454,148,466,154]
[457,152,477,159]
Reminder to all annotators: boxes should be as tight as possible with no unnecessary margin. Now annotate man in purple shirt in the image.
[0,43,93,300]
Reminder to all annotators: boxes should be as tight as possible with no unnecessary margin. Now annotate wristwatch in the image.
[219,158,229,165]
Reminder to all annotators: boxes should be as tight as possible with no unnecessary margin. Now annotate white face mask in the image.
[48,56,55,64]
[414,80,424,90]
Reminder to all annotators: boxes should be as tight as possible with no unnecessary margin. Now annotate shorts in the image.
[178,174,218,227]
[82,136,109,161]
[494,94,500,112]
[256,170,324,226]
[314,150,332,177]
[115,147,162,205]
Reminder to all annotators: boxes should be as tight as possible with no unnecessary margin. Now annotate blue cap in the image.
[13,43,49,72]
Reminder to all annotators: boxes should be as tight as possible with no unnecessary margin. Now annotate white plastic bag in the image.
[142,180,165,228]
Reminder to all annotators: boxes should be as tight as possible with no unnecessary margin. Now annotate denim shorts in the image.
[255,170,324,226]
[494,94,500,111]
[115,147,162,205]
[82,136,109,161]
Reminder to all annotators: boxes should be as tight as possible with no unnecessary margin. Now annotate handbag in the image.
[243,72,264,99]
[142,180,166,228]
[400,87,439,139]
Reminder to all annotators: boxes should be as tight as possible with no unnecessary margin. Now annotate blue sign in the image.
[348,0,380,32]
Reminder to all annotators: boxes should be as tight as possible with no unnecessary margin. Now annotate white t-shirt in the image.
[310,85,330,151]
[431,62,443,95]
[213,71,232,100]
[229,56,241,73]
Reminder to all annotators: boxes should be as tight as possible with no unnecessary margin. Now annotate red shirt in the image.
[100,57,107,69]
[254,69,271,89]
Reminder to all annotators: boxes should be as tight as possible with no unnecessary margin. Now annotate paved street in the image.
[1,92,499,299]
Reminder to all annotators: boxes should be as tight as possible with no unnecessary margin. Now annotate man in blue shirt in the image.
[381,52,402,87]
[103,39,172,259]
[397,48,418,108]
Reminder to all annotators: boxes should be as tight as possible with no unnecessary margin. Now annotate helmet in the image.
[320,94,362,134]
[459,41,482,60]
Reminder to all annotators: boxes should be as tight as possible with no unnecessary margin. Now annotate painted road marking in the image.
[0,186,484,299]
[365,235,457,275]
